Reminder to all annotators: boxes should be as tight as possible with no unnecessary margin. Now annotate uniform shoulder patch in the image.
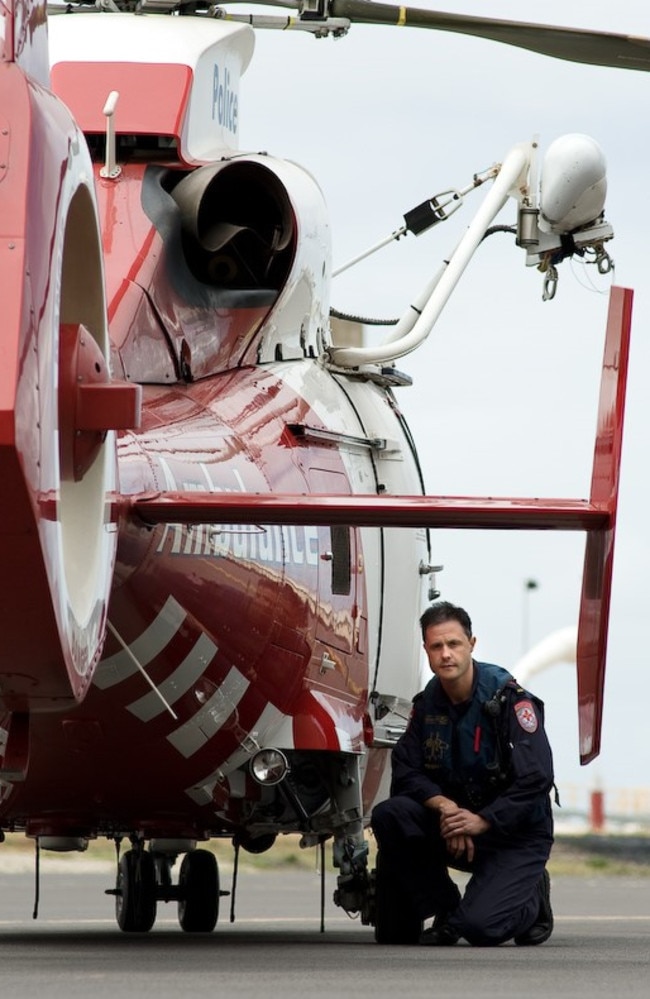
[514,699,538,733]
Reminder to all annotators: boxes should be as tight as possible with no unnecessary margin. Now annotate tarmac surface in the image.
[0,842,648,998]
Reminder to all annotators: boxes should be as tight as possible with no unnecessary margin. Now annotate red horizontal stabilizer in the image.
[129,492,606,531]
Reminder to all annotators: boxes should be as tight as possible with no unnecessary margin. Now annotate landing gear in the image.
[115,848,157,933]
[178,849,220,933]
[373,854,422,945]
[110,845,221,933]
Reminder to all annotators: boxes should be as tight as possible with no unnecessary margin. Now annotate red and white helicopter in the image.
[0,0,638,933]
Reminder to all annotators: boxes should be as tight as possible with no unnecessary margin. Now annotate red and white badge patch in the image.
[514,700,538,733]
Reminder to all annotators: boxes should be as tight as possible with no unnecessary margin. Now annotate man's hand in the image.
[424,795,458,819]
[445,833,476,862]
[424,798,490,862]
[440,808,490,839]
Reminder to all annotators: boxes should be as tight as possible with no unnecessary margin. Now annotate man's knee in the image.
[455,904,513,947]
[371,797,405,846]
[372,797,443,856]
[372,796,428,838]
[461,919,509,948]
[371,797,396,829]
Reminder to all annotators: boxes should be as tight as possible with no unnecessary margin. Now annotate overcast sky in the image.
[238,2,650,806]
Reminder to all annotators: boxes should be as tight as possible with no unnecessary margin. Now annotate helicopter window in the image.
[330,526,351,596]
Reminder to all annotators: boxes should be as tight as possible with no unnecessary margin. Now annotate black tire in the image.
[116,849,157,933]
[373,854,422,945]
[178,849,220,933]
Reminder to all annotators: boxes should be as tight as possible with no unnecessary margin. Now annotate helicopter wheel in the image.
[373,854,422,945]
[115,849,157,933]
[178,849,220,933]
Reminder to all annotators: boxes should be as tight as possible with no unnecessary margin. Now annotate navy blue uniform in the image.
[372,660,554,946]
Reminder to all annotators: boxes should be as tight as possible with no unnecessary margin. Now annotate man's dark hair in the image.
[419,601,473,641]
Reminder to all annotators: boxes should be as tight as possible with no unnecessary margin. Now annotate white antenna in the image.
[100,90,121,180]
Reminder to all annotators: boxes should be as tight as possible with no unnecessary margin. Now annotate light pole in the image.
[522,578,539,655]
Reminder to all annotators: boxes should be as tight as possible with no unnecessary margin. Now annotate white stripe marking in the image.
[127,634,218,722]
[167,667,249,758]
[94,596,186,689]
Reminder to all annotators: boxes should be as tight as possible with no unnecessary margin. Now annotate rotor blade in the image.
[327,1,650,72]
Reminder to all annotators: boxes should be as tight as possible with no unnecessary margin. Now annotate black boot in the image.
[419,910,460,946]
[514,869,553,946]
[419,886,461,946]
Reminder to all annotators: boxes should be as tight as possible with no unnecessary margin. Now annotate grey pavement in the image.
[0,863,648,998]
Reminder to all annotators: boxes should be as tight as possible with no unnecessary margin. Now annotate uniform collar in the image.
[428,659,481,708]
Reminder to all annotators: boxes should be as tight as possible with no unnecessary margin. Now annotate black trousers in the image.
[371,795,553,946]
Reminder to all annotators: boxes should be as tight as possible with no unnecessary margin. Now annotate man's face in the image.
[423,619,476,688]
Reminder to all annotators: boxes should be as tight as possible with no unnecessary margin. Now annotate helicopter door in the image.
[308,467,359,666]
